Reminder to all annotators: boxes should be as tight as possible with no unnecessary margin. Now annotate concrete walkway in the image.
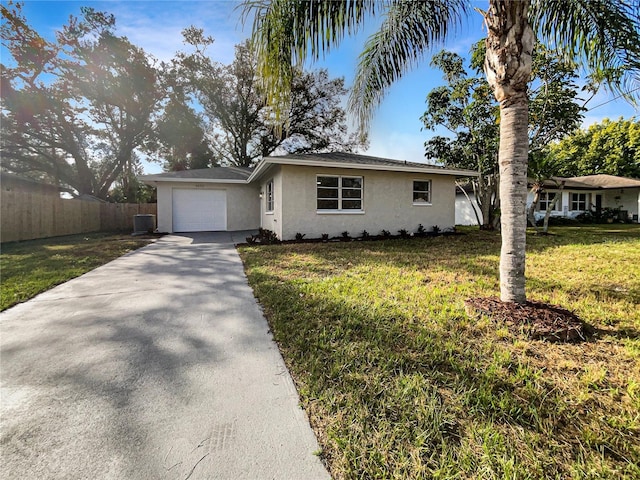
[1,232,330,480]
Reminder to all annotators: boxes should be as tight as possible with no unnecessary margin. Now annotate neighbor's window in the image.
[317,175,362,210]
[571,193,587,211]
[413,180,431,204]
[538,192,558,211]
[265,179,274,212]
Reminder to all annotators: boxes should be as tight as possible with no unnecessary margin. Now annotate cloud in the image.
[100,1,248,63]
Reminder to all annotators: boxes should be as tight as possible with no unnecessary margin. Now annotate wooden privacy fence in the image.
[1,190,157,243]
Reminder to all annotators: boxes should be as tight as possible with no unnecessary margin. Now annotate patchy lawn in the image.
[240,225,640,480]
[1,232,156,311]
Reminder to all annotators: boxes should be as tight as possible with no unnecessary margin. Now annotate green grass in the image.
[239,224,640,480]
[1,232,155,311]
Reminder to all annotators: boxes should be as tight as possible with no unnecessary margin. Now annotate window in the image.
[538,192,558,211]
[571,193,587,211]
[265,179,274,212]
[317,175,362,211]
[413,180,431,204]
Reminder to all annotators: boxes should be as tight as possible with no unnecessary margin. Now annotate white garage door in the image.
[172,188,227,232]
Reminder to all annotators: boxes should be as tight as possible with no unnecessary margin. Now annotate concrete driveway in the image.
[0,232,330,480]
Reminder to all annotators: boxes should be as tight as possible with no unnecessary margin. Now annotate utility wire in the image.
[586,85,640,111]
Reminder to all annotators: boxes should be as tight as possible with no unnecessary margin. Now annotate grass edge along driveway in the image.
[240,225,640,480]
[1,232,156,311]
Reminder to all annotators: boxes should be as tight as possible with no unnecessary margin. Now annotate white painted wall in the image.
[260,166,283,239]
[277,165,456,240]
[156,182,260,233]
[455,194,481,226]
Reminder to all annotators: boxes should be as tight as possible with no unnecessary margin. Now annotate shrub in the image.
[415,224,427,237]
[432,225,441,234]
[295,232,306,242]
[258,228,280,244]
[361,230,370,240]
[381,229,391,238]
[398,229,410,239]
[340,231,351,242]
[321,233,329,242]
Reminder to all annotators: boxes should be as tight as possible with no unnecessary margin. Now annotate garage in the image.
[172,188,227,232]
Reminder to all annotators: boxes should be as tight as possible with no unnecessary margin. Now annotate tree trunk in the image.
[527,183,541,232]
[543,182,564,233]
[484,0,534,303]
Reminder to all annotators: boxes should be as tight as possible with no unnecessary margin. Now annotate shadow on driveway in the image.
[0,233,328,480]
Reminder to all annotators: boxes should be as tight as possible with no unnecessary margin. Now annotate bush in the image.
[381,229,391,238]
[415,224,427,237]
[295,232,306,242]
[398,229,410,239]
[258,228,280,245]
[361,230,370,240]
[576,206,629,224]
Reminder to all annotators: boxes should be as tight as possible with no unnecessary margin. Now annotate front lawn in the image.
[240,225,640,479]
[1,232,156,311]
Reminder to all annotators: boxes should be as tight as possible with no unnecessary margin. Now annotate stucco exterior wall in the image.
[156,182,260,233]
[277,165,456,240]
[259,166,283,239]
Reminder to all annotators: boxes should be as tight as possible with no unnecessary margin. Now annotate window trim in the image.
[412,179,432,206]
[265,178,274,213]
[570,192,588,211]
[316,174,364,212]
[538,191,559,211]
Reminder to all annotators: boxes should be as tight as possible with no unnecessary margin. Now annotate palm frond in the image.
[531,0,640,103]
[349,0,468,134]
[241,0,379,128]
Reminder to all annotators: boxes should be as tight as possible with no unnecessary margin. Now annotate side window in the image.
[265,179,274,212]
[571,193,586,211]
[538,192,558,211]
[413,180,431,204]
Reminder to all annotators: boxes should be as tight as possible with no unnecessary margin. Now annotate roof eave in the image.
[248,157,478,179]
[137,176,249,185]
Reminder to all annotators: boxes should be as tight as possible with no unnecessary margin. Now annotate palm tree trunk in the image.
[497,98,529,302]
[484,0,534,303]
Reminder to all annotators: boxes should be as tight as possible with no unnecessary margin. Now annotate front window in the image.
[265,179,274,212]
[317,175,362,210]
[413,180,431,204]
[571,193,587,211]
[538,192,558,211]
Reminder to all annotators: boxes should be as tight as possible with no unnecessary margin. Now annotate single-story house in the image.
[1,171,62,196]
[139,153,477,240]
[455,174,640,225]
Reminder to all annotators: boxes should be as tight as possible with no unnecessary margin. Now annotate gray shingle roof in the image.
[142,167,253,181]
[272,152,448,170]
[542,175,640,190]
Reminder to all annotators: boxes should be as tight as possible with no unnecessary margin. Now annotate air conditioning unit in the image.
[133,214,156,234]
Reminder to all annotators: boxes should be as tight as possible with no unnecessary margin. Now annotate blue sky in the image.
[5,0,639,174]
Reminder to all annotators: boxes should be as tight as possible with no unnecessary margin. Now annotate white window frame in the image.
[265,179,274,213]
[571,192,587,211]
[316,175,364,213]
[538,191,559,211]
[412,179,432,205]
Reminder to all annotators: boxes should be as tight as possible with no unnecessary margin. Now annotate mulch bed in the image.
[465,297,587,342]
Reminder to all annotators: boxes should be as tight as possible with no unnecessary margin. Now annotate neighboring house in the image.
[139,153,477,239]
[1,171,62,196]
[455,174,640,225]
